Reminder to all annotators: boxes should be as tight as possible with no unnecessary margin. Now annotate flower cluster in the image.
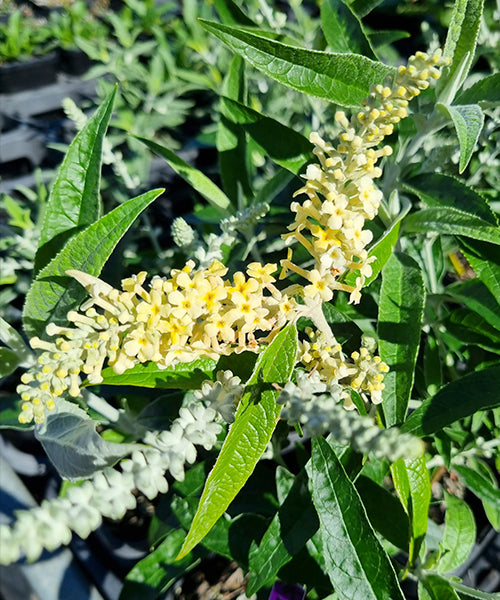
[298,328,389,409]
[17,260,297,424]
[0,403,221,565]
[277,371,423,461]
[281,50,450,304]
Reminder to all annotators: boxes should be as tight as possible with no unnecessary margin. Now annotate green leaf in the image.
[401,365,500,437]
[446,279,500,333]
[349,0,385,18]
[368,30,410,48]
[418,574,461,600]
[177,323,298,559]
[355,474,410,551]
[0,315,31,363]
[457,72,500,105]
[307,437,404,600]
[390,455,431,566]
[136,137,231,215]
[94,359,217,390]
[217,55,252,206]
[469,459,500,531]
[378,252,425,426]
[171,496,233,559]
[442,0,484,89]
[35,399,138,480]
[320,0,376,58]
[453,464,500,510]
[22,189,163,339]
[247,468,319,594]
[437,491,476,574]
[34,88,116,275]
[217,97,313,174]
[451,582,500,599]
[404,208,500,244]
[199,20,394,107]
[404,174,498,226]
[438,104,484,173]
[460,240,500,300]
[120,529,199,600]
[444,308,500,353]
[0,348,21,377]
[213,0,256,26]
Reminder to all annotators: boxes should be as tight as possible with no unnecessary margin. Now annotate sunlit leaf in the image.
[23,189,163,339]
[199,19,394,107]
[35,88,116,274]
[177,324,298,559]
[391,456,431,566]
[437,491,476,574]
[94,359,217,390]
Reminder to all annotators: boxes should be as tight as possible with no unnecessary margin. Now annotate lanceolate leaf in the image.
[457,72,500,105]
[307,437,404,600]
[247,468,319,594]
[349,0,385,18]
[355,475,410,551]
[404,174,498,226]
[437,103,484,173]
[378,252,424,427]
[217,55,252,206]
[444,308,500,353]
[390,456,431,567]
[437,491,476,574]
[23,189,163,339]
[320,0,376,59]
[94,359,217,390]
[401,365,500,437]
[446,279,500,333]
[453,464,500,510]
[177,324,298,559]
[136,137,231,215]
[219,97,313,174]
[35,88,116,275]
[404,208,500,245]
[442,0,484,88]
[199,20,394,107]
[459,239,500,300]
[121,529,200,600]
[213,0,256,26]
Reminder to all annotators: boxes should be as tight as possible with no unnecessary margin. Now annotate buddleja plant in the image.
[1,0,500,598]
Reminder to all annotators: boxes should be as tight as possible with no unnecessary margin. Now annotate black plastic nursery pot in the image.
[58,48,94,76]
[0,53,59,94]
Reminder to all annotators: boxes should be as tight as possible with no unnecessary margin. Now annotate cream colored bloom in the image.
[282,49,449,305]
